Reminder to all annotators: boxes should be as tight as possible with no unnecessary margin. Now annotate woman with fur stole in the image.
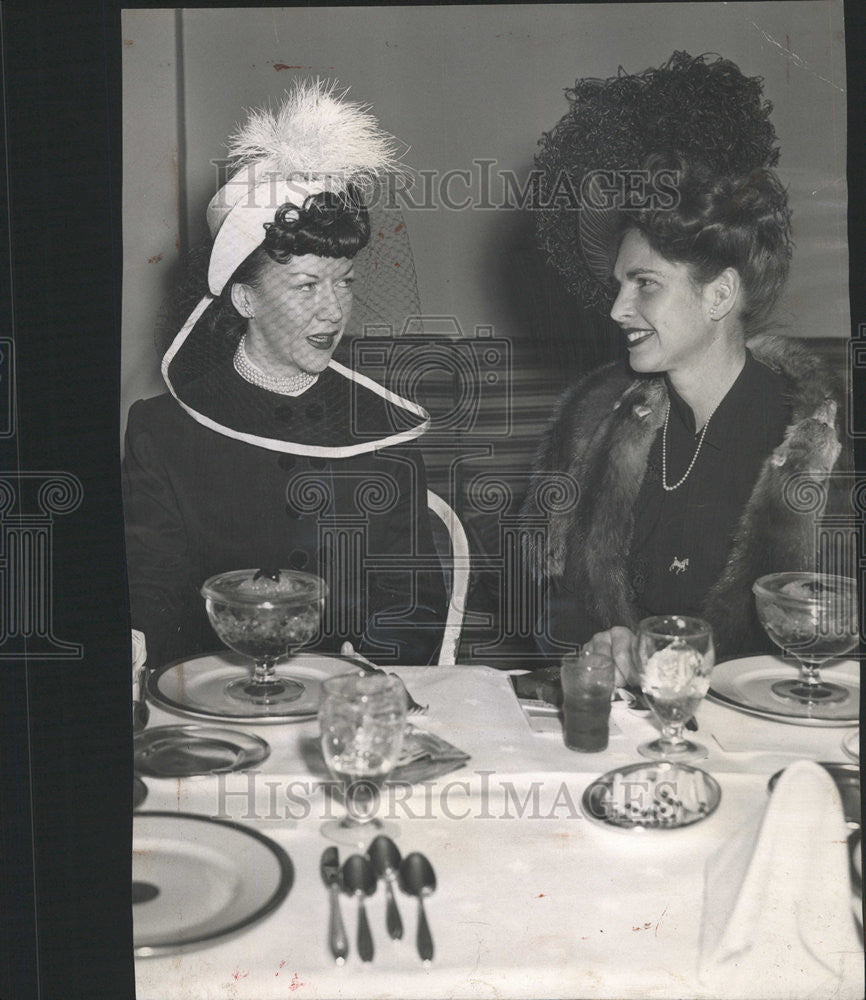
[523,151,846,678]
[523,53,848,679]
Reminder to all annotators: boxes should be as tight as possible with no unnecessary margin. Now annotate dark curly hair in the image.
[258,184,371,264]
[159,186,370,355]
[535,51,781,311]
[623,154,793,334]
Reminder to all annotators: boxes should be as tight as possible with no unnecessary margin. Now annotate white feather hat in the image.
[205,79,404,295]
[160,80,427,457]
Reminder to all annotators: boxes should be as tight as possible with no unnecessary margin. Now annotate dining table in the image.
[133,657,863,1000]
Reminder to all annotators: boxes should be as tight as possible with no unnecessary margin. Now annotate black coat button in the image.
[285,503,302,520]
[288,549,309,569]
[309,456,328,470]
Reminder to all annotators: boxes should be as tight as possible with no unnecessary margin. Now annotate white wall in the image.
[121,9,182,427]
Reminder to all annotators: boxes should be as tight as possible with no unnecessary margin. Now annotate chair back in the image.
[426,490,470,666]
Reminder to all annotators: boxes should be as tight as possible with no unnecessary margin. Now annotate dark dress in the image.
[123,363,446,668]
[628,353,791,626]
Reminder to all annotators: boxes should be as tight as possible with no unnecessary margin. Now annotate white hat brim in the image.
[206,172,326,295]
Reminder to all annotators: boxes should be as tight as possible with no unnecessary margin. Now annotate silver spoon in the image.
[367,835,404,940]
[399,852,436,963]
[341,854,376,962]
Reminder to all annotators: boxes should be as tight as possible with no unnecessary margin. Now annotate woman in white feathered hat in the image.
[123,81,446,671]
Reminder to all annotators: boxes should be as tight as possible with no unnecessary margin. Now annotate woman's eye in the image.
[338,277,355,289]
[636,277,657,289]
[295,282,317,292]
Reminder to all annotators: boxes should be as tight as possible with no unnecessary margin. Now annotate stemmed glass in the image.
[753,572,859,705]
[319,672,408,846]
[636,615,715,761]
[201,568,326,713]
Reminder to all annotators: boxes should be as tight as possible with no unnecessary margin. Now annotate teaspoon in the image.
[367,835,404,939]
[341,854,376,962]
[399,852,436,963]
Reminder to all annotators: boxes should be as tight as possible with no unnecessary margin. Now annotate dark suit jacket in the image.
[123,366,446,668]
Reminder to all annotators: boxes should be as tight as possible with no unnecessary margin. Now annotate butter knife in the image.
[320,847,349,964]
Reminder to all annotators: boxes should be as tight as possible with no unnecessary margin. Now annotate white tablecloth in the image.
[134,663,862,1000]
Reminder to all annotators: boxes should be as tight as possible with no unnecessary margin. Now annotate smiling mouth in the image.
[624,329,655,348]
[306,332,338,350]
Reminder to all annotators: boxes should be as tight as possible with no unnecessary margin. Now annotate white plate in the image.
[708,656,860,726]
[147,650,356,723]
[133,812,293,956]
[842,728,860,762]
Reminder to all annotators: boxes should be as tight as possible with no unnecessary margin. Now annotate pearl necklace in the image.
[233,336,317,395]
[660,395,722,492]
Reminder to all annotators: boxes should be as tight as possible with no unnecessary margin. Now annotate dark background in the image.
[0,3,863,999]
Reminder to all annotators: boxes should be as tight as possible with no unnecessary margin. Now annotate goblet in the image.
[319,672,408,846]
[753,572,859,705]
[201,568,326,712]
[636,615,715,761]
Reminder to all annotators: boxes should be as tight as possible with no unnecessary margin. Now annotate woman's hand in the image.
[581,626,639,687]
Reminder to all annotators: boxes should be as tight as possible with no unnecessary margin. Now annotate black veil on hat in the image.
[534,51,782,310]
[163,80,430,458]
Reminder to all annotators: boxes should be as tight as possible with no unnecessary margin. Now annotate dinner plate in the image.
[708,656,860,726]
[134,725,270,777]
[147,650,355,723]
[133,812,293,956]
[842,729,860,762]
[581,761,721,832]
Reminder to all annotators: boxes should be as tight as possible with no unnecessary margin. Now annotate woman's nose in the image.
[609,285,633,325]
[317,283,343,322]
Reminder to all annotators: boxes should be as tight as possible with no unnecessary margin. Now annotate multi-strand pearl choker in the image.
[233,336,317,395]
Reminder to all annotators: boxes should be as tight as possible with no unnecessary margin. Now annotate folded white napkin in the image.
[131,629,147,698]
[699,760,863,998]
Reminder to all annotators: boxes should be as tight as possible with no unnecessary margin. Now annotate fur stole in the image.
[522,335,845,658]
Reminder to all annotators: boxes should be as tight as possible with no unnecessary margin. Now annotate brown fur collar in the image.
[522,335,844,658]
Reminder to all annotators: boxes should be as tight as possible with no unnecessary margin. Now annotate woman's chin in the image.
[298,354,333,374]
[627,351,659,373]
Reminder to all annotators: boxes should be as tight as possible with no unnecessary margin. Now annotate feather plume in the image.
[226,79,405,194]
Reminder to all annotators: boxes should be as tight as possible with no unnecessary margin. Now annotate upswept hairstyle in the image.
[535,51,781,311]
[626,153,793,334]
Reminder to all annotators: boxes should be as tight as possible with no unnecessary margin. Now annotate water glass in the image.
[319,672,408,845]
[636,616,715,760]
